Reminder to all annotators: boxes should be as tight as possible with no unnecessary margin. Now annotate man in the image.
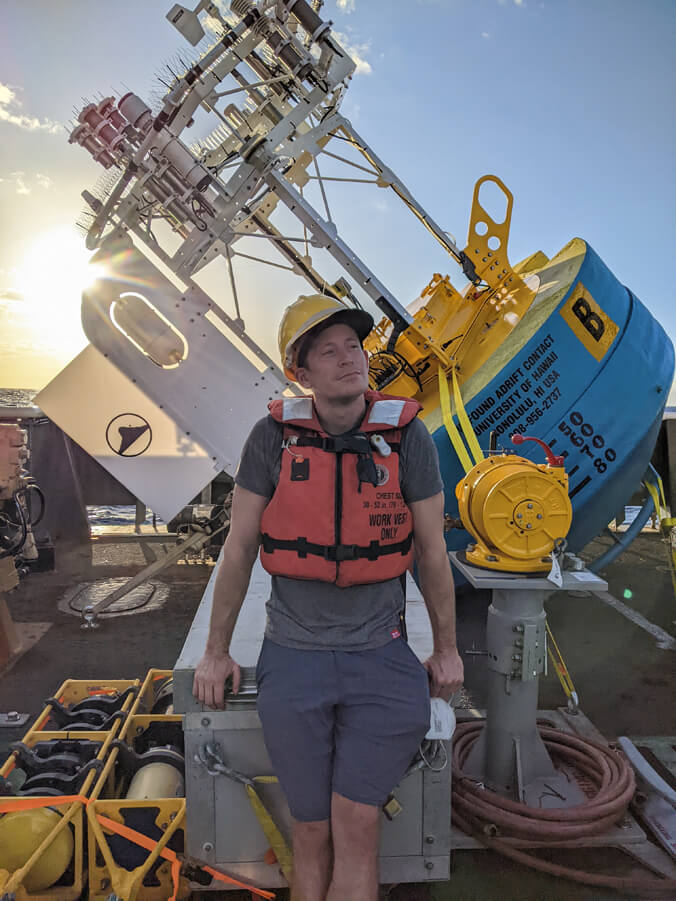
[193,294,463,901]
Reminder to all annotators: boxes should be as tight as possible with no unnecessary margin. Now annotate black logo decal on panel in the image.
[106,414,153,457]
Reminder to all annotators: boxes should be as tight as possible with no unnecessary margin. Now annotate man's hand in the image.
[193,650,241,710]
[424,648,464,700]
[191,486,266,711]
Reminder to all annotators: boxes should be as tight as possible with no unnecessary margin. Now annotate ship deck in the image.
[0,528,674,900]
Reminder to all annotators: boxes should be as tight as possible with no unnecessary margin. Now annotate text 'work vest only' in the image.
[260,391,421,587]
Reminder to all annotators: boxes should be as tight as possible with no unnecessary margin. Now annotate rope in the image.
[451,721,676,897]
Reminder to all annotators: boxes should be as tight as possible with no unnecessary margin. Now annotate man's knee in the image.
[292,817,331,851]
[291,818,332,901]
[331,792,380,851]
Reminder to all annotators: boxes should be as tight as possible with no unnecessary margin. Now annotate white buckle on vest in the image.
[368,399,406,426]
[282,396,313,421]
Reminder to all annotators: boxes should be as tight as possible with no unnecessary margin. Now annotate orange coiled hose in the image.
[451,721,676,898]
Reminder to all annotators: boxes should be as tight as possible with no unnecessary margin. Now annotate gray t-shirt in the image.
[235,412,443,650]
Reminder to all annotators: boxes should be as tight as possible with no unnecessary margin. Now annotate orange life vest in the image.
[259,391,421,587]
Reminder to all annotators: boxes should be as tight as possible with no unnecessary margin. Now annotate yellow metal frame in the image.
[365,175,539,412]
[131,667,174,717]
[1,670,287,900]
[87,796,187,901]
[0,676,140,900]
[24,678,141,737]
[87,678,188,901]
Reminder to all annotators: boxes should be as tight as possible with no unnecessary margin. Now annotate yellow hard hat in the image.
[279,294,374,381]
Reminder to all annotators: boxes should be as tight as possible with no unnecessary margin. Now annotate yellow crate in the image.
[87,797,188,901]
[0,727,123,899]
[0,673,187,900]
[129,668,174,717]
[23,678,141,739]
[0,679,139,899]
[87,709,188,901]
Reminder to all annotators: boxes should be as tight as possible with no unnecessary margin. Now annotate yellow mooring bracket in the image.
[464,175,529,296]
[444,175,539,379]
[365,174,541,400]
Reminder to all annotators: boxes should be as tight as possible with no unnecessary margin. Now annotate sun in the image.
[15,225,99,357]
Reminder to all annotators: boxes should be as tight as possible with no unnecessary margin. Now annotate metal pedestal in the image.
[450,553,606,807]
[448,555,676,884]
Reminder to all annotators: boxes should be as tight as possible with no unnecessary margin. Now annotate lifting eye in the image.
[111,291,188,368]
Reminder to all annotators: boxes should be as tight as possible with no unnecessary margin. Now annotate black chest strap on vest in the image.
[289,432,400,491]
[295,434,369,454]
[399,573,408,641]
[356,454,378,490]
[261,531,413,562]
[292,434,401,454]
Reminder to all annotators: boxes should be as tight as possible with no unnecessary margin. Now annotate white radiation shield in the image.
[37,345,221,522]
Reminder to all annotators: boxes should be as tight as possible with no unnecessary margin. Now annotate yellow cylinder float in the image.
[0,808,74,892]
[457,435,572,572]
[126,761,185,800]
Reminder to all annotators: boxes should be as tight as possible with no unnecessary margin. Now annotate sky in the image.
[0,0,674,398]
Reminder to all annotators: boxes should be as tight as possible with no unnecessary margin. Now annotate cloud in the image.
[337,0,356,12]
[0,171,54,195]
[5,171,31,195]
[14,173,30,195]
[0,82,62,135]
[334,30,372,75]
[482,32,491,38]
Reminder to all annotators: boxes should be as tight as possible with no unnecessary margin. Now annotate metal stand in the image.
[450,553,606,806]
[81,522,227,628]
[449,553,676,882]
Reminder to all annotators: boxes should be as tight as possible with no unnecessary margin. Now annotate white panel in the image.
[36,346,221,522]
[80,236,293,475]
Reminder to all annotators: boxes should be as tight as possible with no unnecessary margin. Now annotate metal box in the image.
[174,560,451,888]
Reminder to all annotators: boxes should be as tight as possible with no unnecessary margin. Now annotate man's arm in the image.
[409,491,464,698]
[192,484,269,710]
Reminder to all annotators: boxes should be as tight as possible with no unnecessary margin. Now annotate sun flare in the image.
[15,226,97,356]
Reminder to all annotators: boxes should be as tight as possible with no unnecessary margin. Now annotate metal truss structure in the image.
[69,0,537,400]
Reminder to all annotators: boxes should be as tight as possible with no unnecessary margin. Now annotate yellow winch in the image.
[457,434,572,573]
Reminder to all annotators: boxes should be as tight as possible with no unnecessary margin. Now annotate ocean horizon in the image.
[0,388,39,407]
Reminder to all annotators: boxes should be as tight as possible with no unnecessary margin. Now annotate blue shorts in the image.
[255,637,430,822]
